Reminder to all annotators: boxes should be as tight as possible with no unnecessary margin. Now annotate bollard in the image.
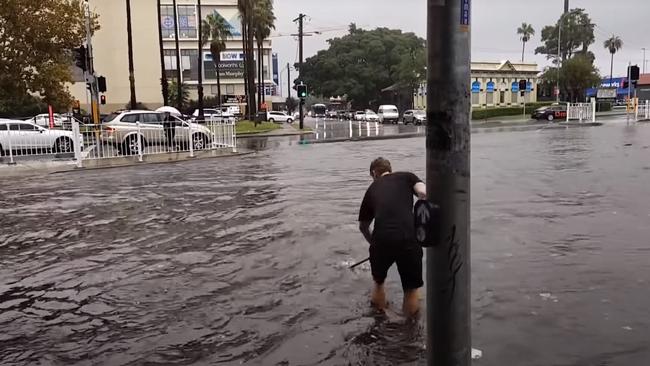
[136,122,143,162]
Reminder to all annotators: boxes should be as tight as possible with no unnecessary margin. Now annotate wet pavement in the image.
[2,121,650,365]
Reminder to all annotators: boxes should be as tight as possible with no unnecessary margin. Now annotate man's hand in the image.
[359,220,373,246]
[414,182,427,200]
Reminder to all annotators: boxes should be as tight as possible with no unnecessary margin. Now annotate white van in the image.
[377,105,399,124]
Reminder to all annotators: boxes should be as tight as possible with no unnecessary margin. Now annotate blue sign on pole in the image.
[460,0,471,26]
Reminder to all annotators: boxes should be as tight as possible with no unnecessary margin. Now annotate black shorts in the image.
[369,244,423,290]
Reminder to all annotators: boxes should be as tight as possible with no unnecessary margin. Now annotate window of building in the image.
[500,91,505,104]
[160,5,175,39]
[181,49,199,81]
[164,49,178,80]
[177,5,197,39]
[226,84,235,94]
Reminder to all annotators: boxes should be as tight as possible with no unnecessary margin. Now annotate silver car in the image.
[101,110,214,155]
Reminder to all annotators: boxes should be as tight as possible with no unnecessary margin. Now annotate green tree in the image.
[168,80,190,110]
[252,0,275,108]
[299,26,426,109]
[540,56,600,102]
[517,23,535,62]
[535,9,595,62]
[285,97,299,114]
[0,0,95,116]
[202,12,232,109]
[603,35,623,84]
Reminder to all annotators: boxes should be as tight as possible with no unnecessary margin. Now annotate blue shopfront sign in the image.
[471,81,481,93]
[486,81,495,92]
[526,81,533,92]
[511,82,519,92]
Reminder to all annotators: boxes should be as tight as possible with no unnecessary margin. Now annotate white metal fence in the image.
[635,100,650,121]
[566,101,596,123]
[314,120,381,140]
[1,118,236,166]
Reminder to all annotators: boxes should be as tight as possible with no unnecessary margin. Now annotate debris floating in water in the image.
[472,348,483,360]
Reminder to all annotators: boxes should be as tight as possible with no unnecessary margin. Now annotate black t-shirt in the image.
[358,172,423,245]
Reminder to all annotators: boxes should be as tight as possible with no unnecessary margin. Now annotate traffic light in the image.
[629,65,640,81]
[73,46,87,72]
[297,84,308,99]
[100,95,106,105]
[518,79,527,91]
[97,76,107,93]
[292,79,300,91]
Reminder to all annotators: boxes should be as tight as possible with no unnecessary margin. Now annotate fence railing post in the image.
[72,120,83,168]
[366,121,370,136]
[136,122,143,162]
[375,122,379,136]
[566,103,570,122]
[592,99,596,123]
[7,129,15,165]
[231,121,237,153]
[646,100,649,120]
[188,121,195,158]
[349,120,353,138]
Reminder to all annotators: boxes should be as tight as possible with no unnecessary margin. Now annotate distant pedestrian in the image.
[162,112,176,151]
[358,157,427,317]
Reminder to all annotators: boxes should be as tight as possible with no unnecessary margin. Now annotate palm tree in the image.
[604,35,623,85]
[125,0,137,109]
[168,80,190,110]
[237,0,255,119]
[252,0,275,109]
[156,0,169,105]
[517,23,535,62]
[202,13,232,109]
[197,0,204,119]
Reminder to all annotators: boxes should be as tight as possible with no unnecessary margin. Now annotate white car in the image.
[354,111,367,121]
[364,111,379,122]
[30,114,66,128]
[192,108,235,123]
[0,119,79,155]
[378,105,399,124]
[267,111,294,123]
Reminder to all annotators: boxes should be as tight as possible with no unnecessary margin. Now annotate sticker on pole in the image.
[414,200,440,248]
[460,0,471,31]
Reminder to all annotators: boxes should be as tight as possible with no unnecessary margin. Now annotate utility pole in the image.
[294,13,305,129]
[287,63,291,99]
[426,0,471,364]
[197,0,204,119]
[564,0,569,13]
[84,2,99,124]
[556,13,563,103]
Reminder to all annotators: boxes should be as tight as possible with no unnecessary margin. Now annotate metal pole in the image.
[156,0,169,105]
[125,0,137,109]
[426,0,471,364]
[556,14,562,103]
[287,63,291,99]
[643,48,646,74]
[85,1,101,157]
[197,0,204,119]
[295,13,305,130]
[627,62,631,123]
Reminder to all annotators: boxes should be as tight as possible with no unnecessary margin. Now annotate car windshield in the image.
[103,113,120,122]
[366,112,377,116]
[387,108,398,113]
[414,110,425,116]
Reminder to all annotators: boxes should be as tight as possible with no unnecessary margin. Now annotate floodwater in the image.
[2,122,650,365]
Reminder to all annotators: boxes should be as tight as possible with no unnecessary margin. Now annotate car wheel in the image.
[123,135,144,155]
[547,114,554,122]
[54,137,73,153]
[268,118,275,123]
[287,118,293,124]
[192,133,209,150]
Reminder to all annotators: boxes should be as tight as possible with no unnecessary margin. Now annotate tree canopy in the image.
[535,8,595,63]
[299,25,426,109]
[0,0,93,117]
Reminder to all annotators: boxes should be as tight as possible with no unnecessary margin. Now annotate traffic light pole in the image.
[287,63,291,99]
[294,13,305,130]
[426,0,471,365]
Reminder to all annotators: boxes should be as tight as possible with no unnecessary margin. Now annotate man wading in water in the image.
[359,157,427,316]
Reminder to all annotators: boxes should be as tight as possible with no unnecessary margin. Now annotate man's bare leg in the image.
[371,282,387,310]
[403,288,421,317]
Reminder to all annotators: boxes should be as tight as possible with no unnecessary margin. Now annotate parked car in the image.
[0,119,79,155]
[403,109,427,125]
[377,105,399,124]
[267,111,294,123]
[531,105,567,122]
[100,110,213,155]
[326,110,339,119]
[30,114,66,128]
[337,110,349,120]
[364,111,379,122]
[354,111,367,121]
[191,108,235,123]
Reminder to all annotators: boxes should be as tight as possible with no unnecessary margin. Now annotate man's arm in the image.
[414,182,427,200]
[359,220,373,246]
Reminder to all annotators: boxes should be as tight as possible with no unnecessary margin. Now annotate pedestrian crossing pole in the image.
[426,0,471,365]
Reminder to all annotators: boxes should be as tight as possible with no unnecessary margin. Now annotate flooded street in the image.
[2,122,650,365]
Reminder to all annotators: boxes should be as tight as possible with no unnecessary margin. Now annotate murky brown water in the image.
[2,122,650,365]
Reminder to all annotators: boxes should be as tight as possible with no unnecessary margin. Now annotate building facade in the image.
[70,0,278,113]
[414,61,540,109]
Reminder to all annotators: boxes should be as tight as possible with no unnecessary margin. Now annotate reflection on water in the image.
[2,124,650,365]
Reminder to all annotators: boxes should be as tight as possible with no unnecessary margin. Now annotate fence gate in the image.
[636,100,650,121]
[566,101,596,123]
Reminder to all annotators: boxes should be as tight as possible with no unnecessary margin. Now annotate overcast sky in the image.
[272,0,649,96]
